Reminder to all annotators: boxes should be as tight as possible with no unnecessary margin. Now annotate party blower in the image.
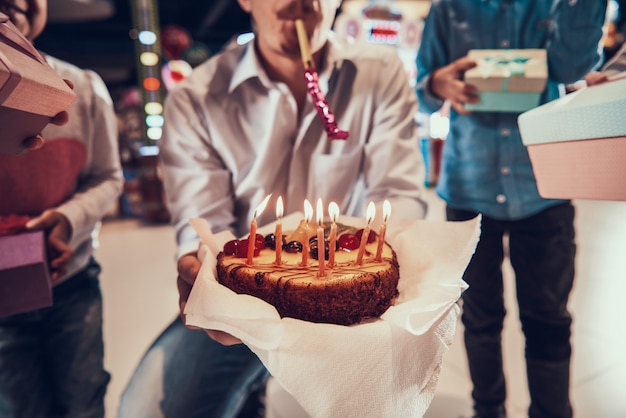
[294,19,349,140]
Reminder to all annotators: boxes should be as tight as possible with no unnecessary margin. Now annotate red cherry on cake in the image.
[254,233,265,250]
[355,228,377,244]
[235,239,261,258]
[337,233,360,250]
[223,239,239,256]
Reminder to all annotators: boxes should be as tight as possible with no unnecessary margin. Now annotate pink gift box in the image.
[519,76,626,201]
[0,231,52,317]
[0,12,76,155]
[526,136,626,201]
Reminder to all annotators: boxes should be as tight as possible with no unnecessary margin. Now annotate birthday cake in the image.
[216,223,399,326]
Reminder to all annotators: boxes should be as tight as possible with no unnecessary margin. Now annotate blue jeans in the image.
[0,259,110,418]
[118,317,269,418]
[447,203,575,418]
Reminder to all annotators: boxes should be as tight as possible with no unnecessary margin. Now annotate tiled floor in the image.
[95,190,626,418]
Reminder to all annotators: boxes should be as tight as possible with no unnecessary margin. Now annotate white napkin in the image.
[185,213,481,418]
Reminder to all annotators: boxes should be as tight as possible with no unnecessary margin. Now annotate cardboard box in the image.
[519,77,626,201]
[0,231,52,317]
[464,49,547,113]
[0,13,76,155]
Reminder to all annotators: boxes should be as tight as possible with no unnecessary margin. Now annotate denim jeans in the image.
[447,203,575,418]
[0,259,110,418]
[118,317,269,418]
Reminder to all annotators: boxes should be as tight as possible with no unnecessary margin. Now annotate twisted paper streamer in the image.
[304,68,349,140]
[295,19,348,141]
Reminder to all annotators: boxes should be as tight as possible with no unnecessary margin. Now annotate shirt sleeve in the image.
[546,0,607,83]
[158,86,237,258]
[364,52,427,222]
[415,2,449,115]
[602,42,626,76]
[55,70,123,250]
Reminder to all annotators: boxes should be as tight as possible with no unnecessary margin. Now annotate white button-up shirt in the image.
[159,35,426,256]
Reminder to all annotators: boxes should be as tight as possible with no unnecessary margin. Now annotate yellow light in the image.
[144,102,163,115]
[140,52,159,66]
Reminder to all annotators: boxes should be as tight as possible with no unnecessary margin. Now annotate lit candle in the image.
[375,200,391,262]
[300,199,313,267]
[247,194,271,265]
[316,198,325,277]
[275,196,284,266]
[356,202,376,265]
[327,201,339,268]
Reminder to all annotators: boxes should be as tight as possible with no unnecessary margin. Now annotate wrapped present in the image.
[0,12,76,155]
[518,76,626,201]
[0,217,52,317]
[464,49,547,113]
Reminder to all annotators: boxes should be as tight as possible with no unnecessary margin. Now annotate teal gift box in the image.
[464,49,547,113]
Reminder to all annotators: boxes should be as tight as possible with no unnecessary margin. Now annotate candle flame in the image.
[316,198,324,226]
[254,194,272,219]
[383,199,391,223]
[366,201,376,225]
[276,196,284,219]
[303,199,313,222]
[328,201,339,223]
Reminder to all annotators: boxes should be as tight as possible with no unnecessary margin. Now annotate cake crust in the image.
[216,242,399,326]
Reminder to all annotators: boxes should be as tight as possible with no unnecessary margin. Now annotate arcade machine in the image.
[334,0,447,187]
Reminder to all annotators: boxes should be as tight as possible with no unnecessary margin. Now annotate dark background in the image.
[36,0,251,87]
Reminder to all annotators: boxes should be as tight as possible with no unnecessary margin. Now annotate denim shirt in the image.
[416,0,606,220]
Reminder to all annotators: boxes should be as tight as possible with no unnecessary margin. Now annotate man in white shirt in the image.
[119,1,426,416]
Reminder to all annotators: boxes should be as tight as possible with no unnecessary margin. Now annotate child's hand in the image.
[20,79,73,152]
[26,210,73,281]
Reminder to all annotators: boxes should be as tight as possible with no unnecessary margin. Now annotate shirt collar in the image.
[228,39,271,93]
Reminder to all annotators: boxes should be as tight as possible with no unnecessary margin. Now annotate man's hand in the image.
[430,57,479,114]
[26,210,73,281]
[584,71,609,87]
[177,252,242,346]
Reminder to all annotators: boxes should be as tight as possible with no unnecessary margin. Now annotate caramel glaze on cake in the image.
[216,237,400,326]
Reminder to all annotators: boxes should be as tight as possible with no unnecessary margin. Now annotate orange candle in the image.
[356,202,376,265]
[316,198,325,277]
[275,196,284,265]
[327,202,339,268]
[300,199,313,267]
[375,200,391,261]
[247,194,271,265]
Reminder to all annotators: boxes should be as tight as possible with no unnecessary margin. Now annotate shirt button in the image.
[500,128,510,136]
[500,40,510,48]
[496,194,507,203]
[501,166,510,175]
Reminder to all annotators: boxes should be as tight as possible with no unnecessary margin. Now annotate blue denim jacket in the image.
[416,0,606,220]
